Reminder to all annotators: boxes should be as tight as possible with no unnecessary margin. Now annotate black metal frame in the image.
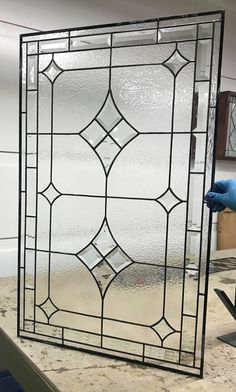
[18,11,225,378]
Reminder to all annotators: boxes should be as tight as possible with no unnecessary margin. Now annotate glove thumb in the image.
[205,191,227,206]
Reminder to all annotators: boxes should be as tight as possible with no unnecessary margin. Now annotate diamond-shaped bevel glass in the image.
[97,94,122,131]
[110,120,138,147]
[43,60,62,82]
[96,136,120,172]
[92,260,115,295]
[42,183,61,204]
[106,248,132,272]
[80,121,107,147]
[156,189,181,212]
[152,317,175,340]
[39,298,58,318]
[164,50,187,75]
[92,221,116,256]
[77,245,102,269]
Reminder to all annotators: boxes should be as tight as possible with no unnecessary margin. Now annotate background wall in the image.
[0,0,235,276]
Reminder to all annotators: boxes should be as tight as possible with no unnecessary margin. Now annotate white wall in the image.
[0,0,236,275]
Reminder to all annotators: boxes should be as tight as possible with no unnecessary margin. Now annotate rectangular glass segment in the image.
[226,95,236,157]
[18,12,224,376]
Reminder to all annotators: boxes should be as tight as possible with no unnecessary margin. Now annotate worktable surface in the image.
[0,249,236,392]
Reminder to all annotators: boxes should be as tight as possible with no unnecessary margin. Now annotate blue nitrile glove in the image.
[205,179,236,212]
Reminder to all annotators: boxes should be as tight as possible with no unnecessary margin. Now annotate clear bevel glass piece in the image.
[106,248,132,272]
[97,94,122,131]
[28,42,38,54]
[158,25,196,42]
[39,38,68,53]
[92,222,116,256]
[41,183,61,204]
[164,50,187,75]
[196,40,212,80]
[77,245,102,269]
[28,56,37,89]
[80,122,106,147]
[43,60,62,82]
[70,34,111,50]
[198,23,213,39]
[152,317,175,340]
[92,260,115,294]
[156,189,181,212]
[39,297,58,318]
[27,134,37,167]
[96,136,120,172]
[113,29,157,46]
[110,121,137,147]
[70,22,157,37]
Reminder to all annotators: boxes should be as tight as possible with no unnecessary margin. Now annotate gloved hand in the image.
[205,179,236,212]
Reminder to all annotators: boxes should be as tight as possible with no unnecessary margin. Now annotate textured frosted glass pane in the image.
[37,196,50,250]
[51,311,101,333]
[177,41,196,61]
[27,91,37,132]
[70,34,110,50]
[51,196,105,253]
[50,253,101,314]
[112,66,173,133]
[183,272,198,316]
[55,50,110,70]
[196,40,212,81]
[165,268,183,331]
[53,135,105,195]
[104,264,164,324]
[112,43,175,66]
[170,134,190,199]
[39,74,51,133]
[38,135,51,191]
[108,134,169,198]
[107,199,166,265]
[174,63,194,132]
[167,204,186,268]
[39,54,52,71]
[54,69,109,132]
[158,25,196,42]
[39,38,68,53]
[113,29,157,46]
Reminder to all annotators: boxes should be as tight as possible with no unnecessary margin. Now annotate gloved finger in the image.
[211,180,231,194]
[211,202,226,212]
[204,191,227,206]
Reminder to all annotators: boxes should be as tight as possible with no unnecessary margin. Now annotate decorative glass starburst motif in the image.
[39,297,59,319]
[152,317,175,340]
[164,50,187,75]
[43,59,62,82]
[156,189,181,212]
[41,183,61,204]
